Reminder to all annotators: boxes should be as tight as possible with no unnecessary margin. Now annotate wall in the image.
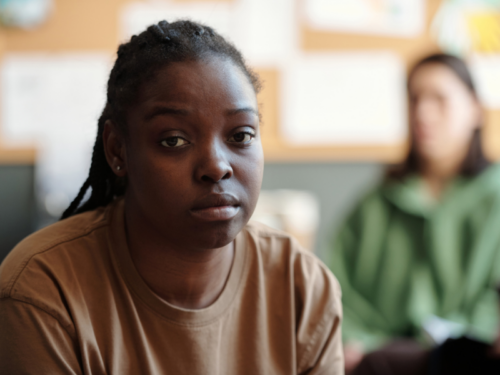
[262,162,383,260]
[0,165,35,261]
[0,162,383,261]
[2,0,499,162]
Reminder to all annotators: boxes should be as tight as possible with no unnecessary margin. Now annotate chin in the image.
[189,219,245,250]
[416,142,442,160]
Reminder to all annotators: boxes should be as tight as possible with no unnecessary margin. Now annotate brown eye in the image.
[161,137,189,148]
[229,132,254,144]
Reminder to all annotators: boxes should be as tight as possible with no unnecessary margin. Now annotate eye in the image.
[228,131,255,144]
[161,137,189,148]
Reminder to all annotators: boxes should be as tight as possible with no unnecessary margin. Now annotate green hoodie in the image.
[328,164,500,351]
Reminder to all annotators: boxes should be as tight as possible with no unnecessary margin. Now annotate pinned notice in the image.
[1,53,111,216]
[470,54,500,109]
[303,0,426,38]
[281,52,407,145]
[120,0,297,66]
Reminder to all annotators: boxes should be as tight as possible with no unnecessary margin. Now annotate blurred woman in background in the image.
[329,54,500,374]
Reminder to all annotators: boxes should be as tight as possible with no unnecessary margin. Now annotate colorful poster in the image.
[432,0,500,55]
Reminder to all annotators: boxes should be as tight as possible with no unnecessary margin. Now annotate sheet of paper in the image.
[120,0,297,66]
[1,53,111,215]
[120,2,235,45]
[470,53,500,109]
[281,52,407,145]
[121,2,407,148]
[231,0,298,66]
[303,0,426,38]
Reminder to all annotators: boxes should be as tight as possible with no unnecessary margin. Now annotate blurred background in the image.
[1,0,500,261]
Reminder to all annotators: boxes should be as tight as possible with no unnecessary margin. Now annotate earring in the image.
[116,166,121,171]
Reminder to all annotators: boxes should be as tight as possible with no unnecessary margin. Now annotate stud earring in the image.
[116,166,121,171]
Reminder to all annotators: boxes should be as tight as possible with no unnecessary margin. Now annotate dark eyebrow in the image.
[146,106,191,120]
[225,107,259,116]
[146,106,258,120]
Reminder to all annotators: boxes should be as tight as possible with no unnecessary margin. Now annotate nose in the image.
[412,97,434,125]
[195,141,233,183]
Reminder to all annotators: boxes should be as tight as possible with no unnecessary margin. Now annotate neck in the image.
[419,153,464,199]
[124,203,235,310]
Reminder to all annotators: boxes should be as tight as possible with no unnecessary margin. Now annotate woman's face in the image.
[408,63,481,163]
[119,56,263,250]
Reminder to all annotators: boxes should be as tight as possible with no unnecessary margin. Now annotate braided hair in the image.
[61,20,261,219]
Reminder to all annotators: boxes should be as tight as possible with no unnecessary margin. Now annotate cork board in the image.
[0,0,499,164]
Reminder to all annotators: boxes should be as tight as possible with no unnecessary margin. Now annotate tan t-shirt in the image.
[0,199,343,374]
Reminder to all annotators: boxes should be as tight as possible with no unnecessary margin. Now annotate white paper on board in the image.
[120,0,297,67]
[281,52,407,145]
[470,54,500,109]
[120,2,235,44]
[231,0,298,66]
[303,0,426,38]
[1,53,111,215]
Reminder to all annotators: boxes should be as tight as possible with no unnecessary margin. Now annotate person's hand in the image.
[344,341,364,374]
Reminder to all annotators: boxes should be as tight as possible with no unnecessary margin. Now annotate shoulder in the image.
[0,205,111,300]
[244,220,331,270]
[243,223,343,371]
[243,220,341,310]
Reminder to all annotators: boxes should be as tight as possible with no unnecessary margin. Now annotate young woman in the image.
[329,53,500,375]
[0,21,343,374]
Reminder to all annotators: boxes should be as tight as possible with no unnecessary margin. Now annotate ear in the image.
[103,120,127,177]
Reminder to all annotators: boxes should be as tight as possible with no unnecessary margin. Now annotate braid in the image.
[61,105,118,219]
[60,179,91,219]
[61,19,261,219]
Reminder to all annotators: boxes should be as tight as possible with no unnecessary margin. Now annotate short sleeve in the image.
[294,253,344,375]
[0,298,82,375]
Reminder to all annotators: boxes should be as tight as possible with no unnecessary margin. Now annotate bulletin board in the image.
[0,27,37,164]
[1,0,499,165]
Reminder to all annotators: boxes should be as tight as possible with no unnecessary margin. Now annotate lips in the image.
[190,193,241,221]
